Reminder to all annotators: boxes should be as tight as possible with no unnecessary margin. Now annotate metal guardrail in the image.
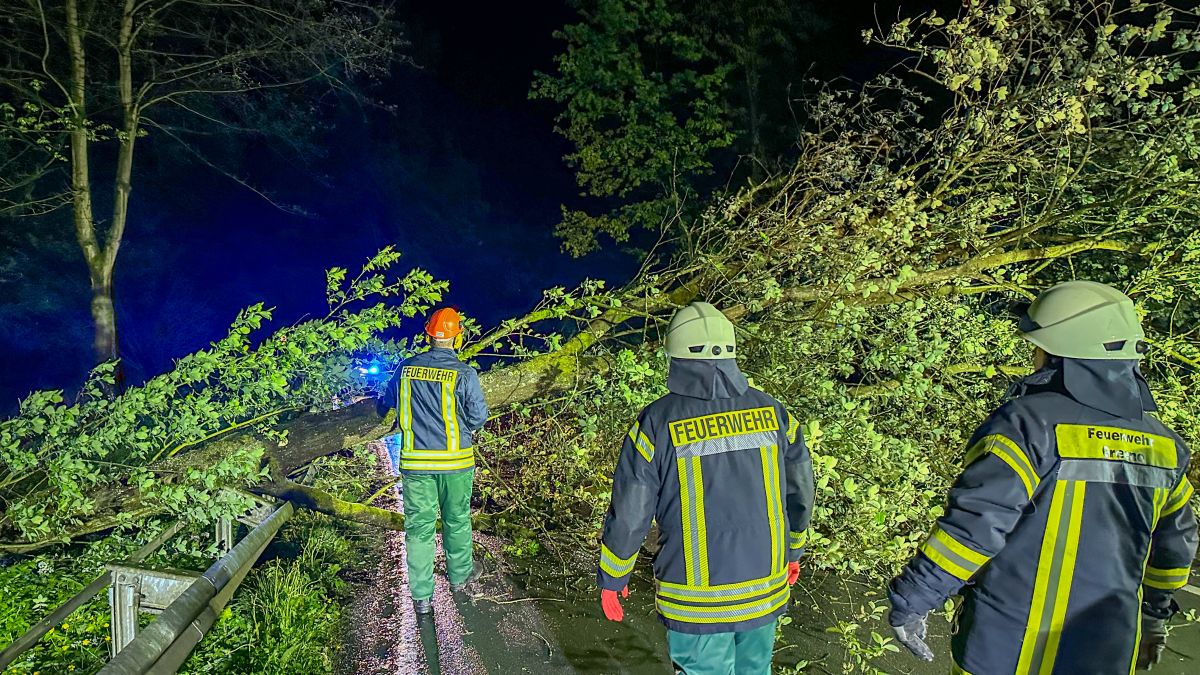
[96,501,294,675]
[1,488,295,674]
[0,520,185,671]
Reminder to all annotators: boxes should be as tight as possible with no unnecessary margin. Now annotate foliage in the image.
[531,0,734,255]
[488,0,1200,588]
[0,247,444,548]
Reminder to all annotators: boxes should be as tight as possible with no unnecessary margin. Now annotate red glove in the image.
[601,586,629,622]
[787,561,801,586]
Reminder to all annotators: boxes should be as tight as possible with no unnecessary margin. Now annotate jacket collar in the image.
[667,358,750,400]
[1017,357,1156,419]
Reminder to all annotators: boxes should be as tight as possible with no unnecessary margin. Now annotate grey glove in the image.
[1136,617,1168,670]
[889,610,934,662]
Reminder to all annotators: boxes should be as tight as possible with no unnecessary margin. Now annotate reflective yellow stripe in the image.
[1162,478,1195,518]
[441,378,459,452]
[761,446,783,573]
[399,457,475,471]
[966,435,1038,498]
[1144,566,1191,590]
[786,413,800,445]
[402,449,474,460]
[1017,481,1087,675]
[655,586,789,624]
[1040,483,1086,674]
[789,529,808,550]
[628,423,654,462]
[657,572,787,603]
[399,378,413,451]
[600,543,638,578]
[920,527,991,581]
[951,659,974,675]
[679,456,709,586]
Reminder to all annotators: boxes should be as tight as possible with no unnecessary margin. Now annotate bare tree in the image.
[0,0,406,370]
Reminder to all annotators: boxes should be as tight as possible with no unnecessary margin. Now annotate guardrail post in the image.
[216,517,233,554]
[108,568,142,656]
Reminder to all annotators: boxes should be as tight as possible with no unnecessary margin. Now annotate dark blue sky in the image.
[0,0,956,408]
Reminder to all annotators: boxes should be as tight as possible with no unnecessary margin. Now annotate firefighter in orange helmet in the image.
[381,307,489,615]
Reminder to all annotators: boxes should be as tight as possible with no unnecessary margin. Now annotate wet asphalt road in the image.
[340,443,1200,674]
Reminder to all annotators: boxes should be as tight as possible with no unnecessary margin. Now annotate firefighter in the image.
[888,281,1198,674]
[597,301,815,675]
[381,307,489,615]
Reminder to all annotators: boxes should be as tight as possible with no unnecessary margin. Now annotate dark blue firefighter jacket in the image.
[597,358,816,634]
[890,359,1198,675]
[380,347,488,474]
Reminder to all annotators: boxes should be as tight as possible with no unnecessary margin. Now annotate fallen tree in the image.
[3,0,1199,559]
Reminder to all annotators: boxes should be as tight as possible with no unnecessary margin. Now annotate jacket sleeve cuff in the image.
[597,569,631,591]
[787,529,809,562]
[598,543,638,590]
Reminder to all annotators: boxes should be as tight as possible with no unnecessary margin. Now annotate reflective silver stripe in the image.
[657,572,787,602]
[1057,459,1176,488]
[679,456,708,585]
[656,587,789,623]
[676,430,779,458]
[600,543,637,577]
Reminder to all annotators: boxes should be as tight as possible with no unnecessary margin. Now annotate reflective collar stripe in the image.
[656,586,788,624]
[920,526,992,581]
[657,571,788,602]
[1162,478,1195,518]
[1017,480,1087,675]
[600,543,638,578]
[1144,566,1192,590]
[790,529,809,550]
[679,456,709,586]
[966,435,1039,498]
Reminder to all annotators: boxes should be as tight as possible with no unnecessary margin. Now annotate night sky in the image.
[0,1,956,409]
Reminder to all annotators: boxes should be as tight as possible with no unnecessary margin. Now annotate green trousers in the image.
[402,470,475,600]
[667,621,776,675]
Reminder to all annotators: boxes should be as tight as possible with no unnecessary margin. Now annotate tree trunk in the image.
[90,280,119,364]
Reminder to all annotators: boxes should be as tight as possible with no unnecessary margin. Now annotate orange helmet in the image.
[425,307,463,339]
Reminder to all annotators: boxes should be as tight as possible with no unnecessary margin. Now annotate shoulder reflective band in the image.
[920,526,992,581]
[1017,480,1087,675]
[628,421,654,463]
[600,543,637,579]
[1143,566,1191,591]
[786,413,800,445]
[1055,424,1177,469]
[401,366,458,383]
[964,434,1039,498]
[1161,478,1195,518]
[789,529,809,551]
[951,659,975,675]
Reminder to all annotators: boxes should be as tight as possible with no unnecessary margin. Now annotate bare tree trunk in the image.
[65,0,116,368]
